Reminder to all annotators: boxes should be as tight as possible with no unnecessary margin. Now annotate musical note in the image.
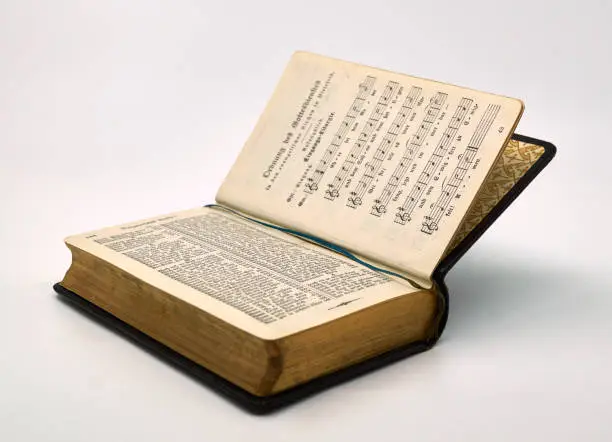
[392,97,471,224]
[324,80,400,200]
[348,86,424,209]
[421,103,500,234]
[304,76,376,194]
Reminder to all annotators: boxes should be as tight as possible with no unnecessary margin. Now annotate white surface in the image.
[1,0,611,440]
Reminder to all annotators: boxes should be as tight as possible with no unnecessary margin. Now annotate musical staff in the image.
[304,76,375,194]
[347,87,429,209]
[369,92,458,217]
[421,103,501,234]
[324,80,401,200]
[393,96,471,223]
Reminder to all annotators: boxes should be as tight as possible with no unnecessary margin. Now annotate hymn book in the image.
[55,52,555,412]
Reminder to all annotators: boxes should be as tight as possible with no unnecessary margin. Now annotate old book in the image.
[55,52,555,412]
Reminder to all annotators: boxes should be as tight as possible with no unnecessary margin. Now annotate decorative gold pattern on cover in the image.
[447,139,545,253]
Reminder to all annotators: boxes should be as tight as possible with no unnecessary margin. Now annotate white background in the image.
[1,0,611,440]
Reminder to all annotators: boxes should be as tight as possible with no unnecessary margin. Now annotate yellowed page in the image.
[65,207,416,339]
[217,52,523,286]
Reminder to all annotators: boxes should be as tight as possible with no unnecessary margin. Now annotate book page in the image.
[217,52,523,286]
[65,207,417,339]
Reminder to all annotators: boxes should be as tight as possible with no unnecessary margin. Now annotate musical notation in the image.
[369,91,452,217]
[393,96,470,224]
[347,86,425,208]
[324,81,400,201]
[304,76,375,194]
[421,103,501,235]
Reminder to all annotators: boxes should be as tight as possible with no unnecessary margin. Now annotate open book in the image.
[55,52,555,412]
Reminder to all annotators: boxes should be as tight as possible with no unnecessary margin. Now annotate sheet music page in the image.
[217,52,523,286]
